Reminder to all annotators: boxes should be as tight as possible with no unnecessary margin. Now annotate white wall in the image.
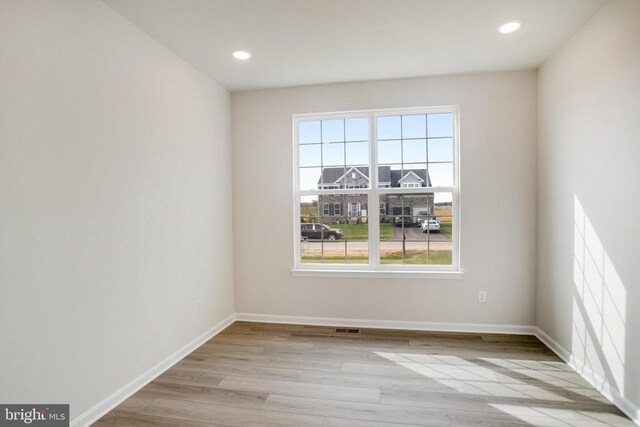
[0,0,234,421]
[537,0,640,414]
[232,71,537,326]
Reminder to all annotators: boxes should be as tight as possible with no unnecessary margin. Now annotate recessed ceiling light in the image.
[232,50,251,60]
[498,21,521,34]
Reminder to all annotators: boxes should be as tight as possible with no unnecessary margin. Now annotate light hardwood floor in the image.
[95,322,633,426]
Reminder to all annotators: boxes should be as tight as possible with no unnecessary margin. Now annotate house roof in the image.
[319,166,431,187]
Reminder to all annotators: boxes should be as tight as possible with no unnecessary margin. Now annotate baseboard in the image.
[235,312,536,335]
[71,312,237,427]
[534,327,640,426]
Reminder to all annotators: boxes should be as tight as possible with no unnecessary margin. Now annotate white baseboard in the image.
[71,313,237,427]
[534,327,640,426]
[235,312,536,335]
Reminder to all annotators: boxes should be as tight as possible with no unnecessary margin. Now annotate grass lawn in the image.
[381,250,452,265]
[438,223,452,237]
[331,223,394,240]
[302,250,452,265]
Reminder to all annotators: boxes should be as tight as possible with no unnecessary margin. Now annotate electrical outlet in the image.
[197,299,204,313]
[478,291,487,303]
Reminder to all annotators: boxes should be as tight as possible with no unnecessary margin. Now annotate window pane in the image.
[322,142,345,166]
[403,139,427,163]
[300,167,322,191]
[377,165,390,188]
[427,113,453,138]
[299,144,321,167]
[399,164,427,188]
[346,141,368,165]
[431,192,454,265]
[343,193,369,263]
[344,166,370,189]
[299,121,321,144]
[345,118,368,142]
[378,140,401,164]
[378,192,452,265]
[428,138,453,162]
[300,195,319,224]
[402,114,426,139]
[429,162,454,187]
[379,164,400,188]
[322,119,344,143]
[377,116,401,140]
[301,194,368,264]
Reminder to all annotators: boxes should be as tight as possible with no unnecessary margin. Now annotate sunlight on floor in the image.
[373,350,634,425]
[491,403,633,426]
[375,352,571,401]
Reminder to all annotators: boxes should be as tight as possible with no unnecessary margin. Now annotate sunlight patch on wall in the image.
[572,195,626,392]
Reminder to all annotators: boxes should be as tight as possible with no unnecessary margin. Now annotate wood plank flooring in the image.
[95,322,633,426]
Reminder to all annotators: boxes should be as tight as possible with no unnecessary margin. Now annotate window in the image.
[294,107,459,274]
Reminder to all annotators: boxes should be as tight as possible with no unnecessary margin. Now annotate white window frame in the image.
[322,203,330,216]
[321,184,340,190]
[333,203,341,216]
[292,106,462,278]
[402,182,420,188]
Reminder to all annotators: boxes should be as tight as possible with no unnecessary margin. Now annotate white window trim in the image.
[333,203,341,215]
[292,106,461,277]
[401,182,421,188]
[322,203,330,215]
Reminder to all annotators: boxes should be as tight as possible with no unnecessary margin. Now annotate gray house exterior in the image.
[316,166,434,224]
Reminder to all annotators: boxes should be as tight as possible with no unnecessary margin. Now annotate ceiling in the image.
[104,0,606,92]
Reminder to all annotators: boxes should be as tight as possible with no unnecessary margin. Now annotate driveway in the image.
[392,226,450,241]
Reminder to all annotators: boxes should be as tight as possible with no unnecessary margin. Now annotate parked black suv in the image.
[301,223,344,240]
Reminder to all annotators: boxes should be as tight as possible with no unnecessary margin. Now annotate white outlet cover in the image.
[478,291,487,303]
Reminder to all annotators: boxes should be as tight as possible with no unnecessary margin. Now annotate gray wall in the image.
[0,0,234,419]
[537,0,640,411]
[232,71,538,326]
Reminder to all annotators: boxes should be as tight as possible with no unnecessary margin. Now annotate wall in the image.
[232,71,537,326]
[537,0,640,415]
[0,0,233,421]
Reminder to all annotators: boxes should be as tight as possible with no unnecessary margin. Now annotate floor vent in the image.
[335,328,361,334]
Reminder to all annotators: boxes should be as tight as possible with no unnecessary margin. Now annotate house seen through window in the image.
[295,107,459,272]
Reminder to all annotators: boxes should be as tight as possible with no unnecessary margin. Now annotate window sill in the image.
[290,269,464,280]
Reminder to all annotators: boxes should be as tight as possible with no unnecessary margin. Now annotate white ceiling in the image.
[104,0,606,92]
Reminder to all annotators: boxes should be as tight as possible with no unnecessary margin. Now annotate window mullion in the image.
[369,112,380,269]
